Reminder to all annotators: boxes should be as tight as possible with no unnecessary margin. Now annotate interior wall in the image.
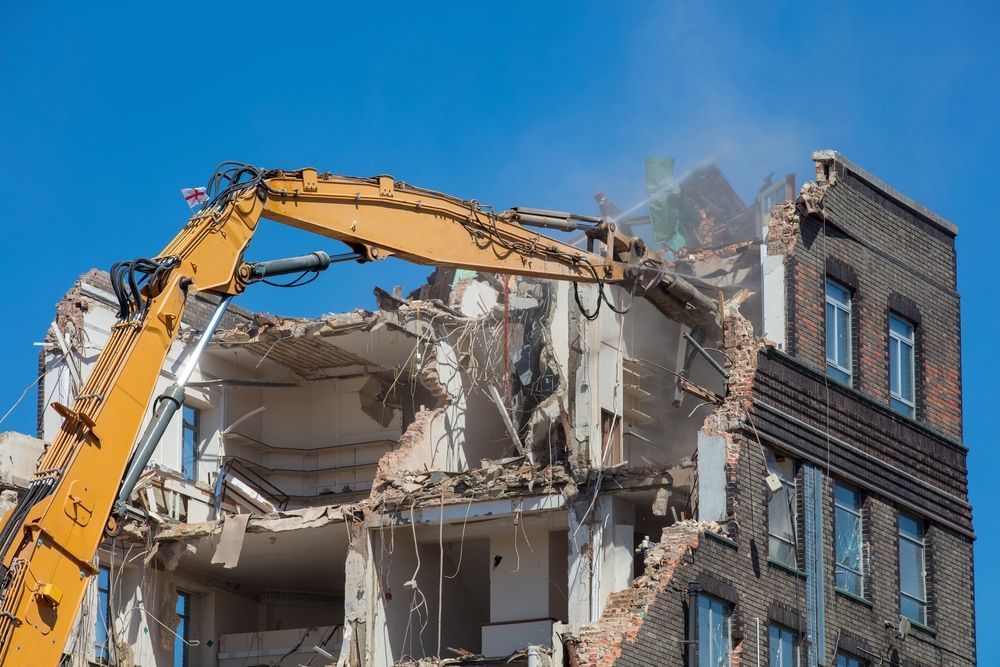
[398,338,514,475]
[220,377,402,499]
[620,297,728,468]
[257,378,400,448]
[263,601,342,632]
[371,531,489,666]
[489,528,551,623]
[597,497,635,612]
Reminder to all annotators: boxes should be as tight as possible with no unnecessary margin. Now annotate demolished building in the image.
[15,150,973,665]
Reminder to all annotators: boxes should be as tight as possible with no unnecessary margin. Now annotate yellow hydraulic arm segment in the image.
[0,164,716,665]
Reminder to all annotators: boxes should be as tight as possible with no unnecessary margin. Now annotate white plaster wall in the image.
[549,282,571,376]
[597,497,635,613]
[489,528,550,623]
[761,248,787,350]
[697,432,728,522]
[620,296,728,468]
[369,531,487,666]
[223,377,402,497]
[0,432,43,488]
[571,284,602,468]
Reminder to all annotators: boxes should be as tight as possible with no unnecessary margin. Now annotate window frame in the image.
[174,589,192,667]
[836,653,865,667]
[697,594,733,667]
[834,481,865,597]
[825,279,853,385]
[898,513,928,625]
[95,564,111,664]
[181,405,200,483]
[766,452,798,570]
[888,314,916,418]
[768,623,800,667]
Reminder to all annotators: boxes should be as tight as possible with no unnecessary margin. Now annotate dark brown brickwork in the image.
[583,153,973,666]
[595,436,974,666]
[780,159,962,441]
[751,350,970,533]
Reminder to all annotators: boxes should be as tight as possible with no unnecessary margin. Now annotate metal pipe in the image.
[515,211,578,232]
[176,296,233,386]
[527,645,539,667]
[756,617,761,667]
[512,207,604,231]
[683,331,730,380]
[687,581,701,667]
[116,296,232,509]
[245,250,360,282]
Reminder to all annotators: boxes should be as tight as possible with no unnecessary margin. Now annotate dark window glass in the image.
[825,279,852,385]
[698,595,732,667]
[834,482,864,595]
[95,565,111,663]
[174,590,191,667]
[769,624,800,667]
[889,315,916,418]
[899,513,927,623]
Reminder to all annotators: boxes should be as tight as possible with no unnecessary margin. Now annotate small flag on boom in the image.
[181,187,209,209]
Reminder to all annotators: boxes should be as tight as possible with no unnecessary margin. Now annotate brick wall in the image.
[780,160,962,442]
[585,437,975,666]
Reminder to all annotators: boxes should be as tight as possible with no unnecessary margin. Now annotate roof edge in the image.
[811,149,958,236]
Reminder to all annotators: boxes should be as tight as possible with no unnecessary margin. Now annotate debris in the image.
[651,488,670,517]
[211,512,250,568]
[488,384,531,462]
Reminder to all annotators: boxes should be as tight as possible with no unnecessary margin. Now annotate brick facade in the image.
[582,433,974,666]
[781,156,962,442]
[578,151,974,666]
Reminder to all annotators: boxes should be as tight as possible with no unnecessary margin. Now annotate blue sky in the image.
[0,2,995,656]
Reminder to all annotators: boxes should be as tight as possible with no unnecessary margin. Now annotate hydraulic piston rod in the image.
[114,295,233,510]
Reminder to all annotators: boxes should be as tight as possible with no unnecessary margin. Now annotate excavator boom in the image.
[0,164,715,665]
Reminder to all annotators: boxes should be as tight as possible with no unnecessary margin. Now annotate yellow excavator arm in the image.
[0,164,716,665]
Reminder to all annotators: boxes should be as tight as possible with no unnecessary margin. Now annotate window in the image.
[769,624,800,667]
[889,315,916,418]
[181,406,199,482]
[174,590,191,667]
[899,513,927,624]
[834,482,864,596]
[95,565,111,663]
[836,654,865,667]
[698,595,732,667]
[766,451,797,569]
[825,279,852,385]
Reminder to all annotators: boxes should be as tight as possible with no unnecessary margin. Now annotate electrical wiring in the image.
[0,369,47,430]
[258,270,321,288]
[109,256,180,321]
